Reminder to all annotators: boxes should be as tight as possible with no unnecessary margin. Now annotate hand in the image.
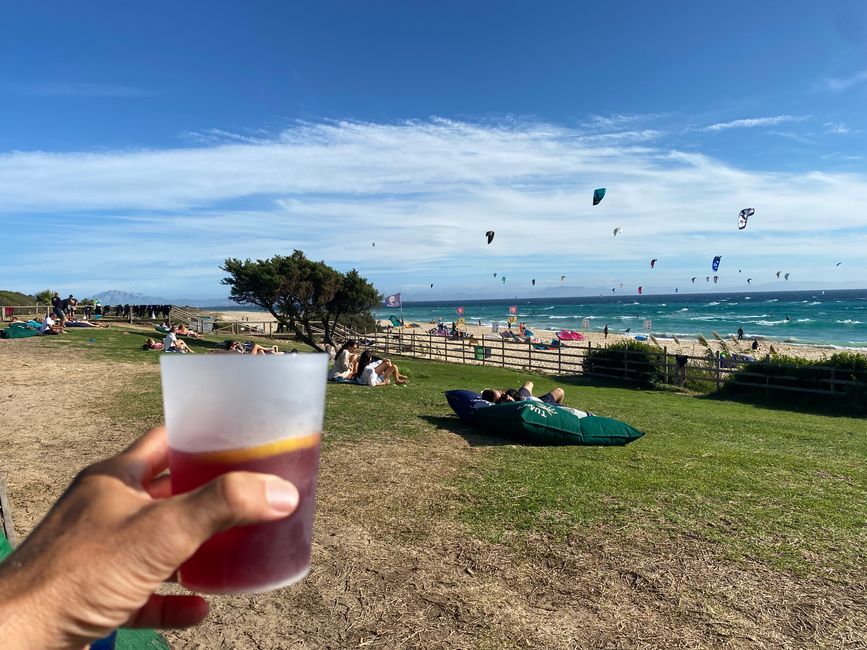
[0,427,299,650]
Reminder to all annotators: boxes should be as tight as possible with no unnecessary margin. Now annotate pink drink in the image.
[170,432,320,593]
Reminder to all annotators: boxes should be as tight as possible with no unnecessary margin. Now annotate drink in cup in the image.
[160,353,327,593]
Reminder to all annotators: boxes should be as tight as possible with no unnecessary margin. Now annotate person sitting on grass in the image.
[163,326,193,353]
[39,314,62,335]
[221,339,269,355]
[481,380,564,405]
[353,350,408,386]
[329,339,359,380]
[142,338,164,350]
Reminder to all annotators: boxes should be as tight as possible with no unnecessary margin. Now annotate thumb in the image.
[164,473,299,553]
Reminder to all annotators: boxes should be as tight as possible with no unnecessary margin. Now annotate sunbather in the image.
[163,326,192,353]
[39,315,62,335]
[176,324,204,339]
[353,350,408,386]
[481,380,564,405]
[142,338,164,350]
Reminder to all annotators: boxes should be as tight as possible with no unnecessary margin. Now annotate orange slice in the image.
[192,432,320,464]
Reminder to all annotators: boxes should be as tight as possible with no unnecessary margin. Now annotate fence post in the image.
[664,346,669,384]
[527,341,532,371]
[830,368,836,394]
[444,336,448,363]
[269,321,273,338]
[385,331,390,356]
[715,351,722,390]
[462,338,466,365]
[557,342,562,374]
[501,339,505,368]
[624,344,628,380]
[412,329,416,358]
[428,333,432,360]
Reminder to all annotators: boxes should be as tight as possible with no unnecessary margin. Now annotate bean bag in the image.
[1,323,40,339]
[444,389,489,424]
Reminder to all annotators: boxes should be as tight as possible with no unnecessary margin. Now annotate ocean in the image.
[374,289,867,349]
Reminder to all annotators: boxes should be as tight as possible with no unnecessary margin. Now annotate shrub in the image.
[584,341,666,386]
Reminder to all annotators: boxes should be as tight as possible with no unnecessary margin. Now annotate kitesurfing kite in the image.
[836,262,843,267]
[712,255,722,272]
[593,188,606,205]
[747,278,752,285]
[675,288,679,293]
[691,277,696,284]
[776,271,781,278]
[485,231,495,244]
[430,283,434,288]
[738,208,754,230]
[650,258,657,269]
[531,279,536,286]
[706,276,710,282]
[372,242,376,247]
[560,275,566,282]
[501,276,506,285]
[713,276,719,284]
[611,288,615,293]
[493,272,497,278]
[637,286,643,295]
[784,273,790,281]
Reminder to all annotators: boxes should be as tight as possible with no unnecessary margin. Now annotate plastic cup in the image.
[160,353,328,594]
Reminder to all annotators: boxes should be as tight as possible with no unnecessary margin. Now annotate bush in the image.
[584,341,666,386]
[721,352,867,414]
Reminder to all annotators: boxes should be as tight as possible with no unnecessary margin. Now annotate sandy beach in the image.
[213,309,863,362]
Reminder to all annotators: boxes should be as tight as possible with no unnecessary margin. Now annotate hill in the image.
[0,290,36,306]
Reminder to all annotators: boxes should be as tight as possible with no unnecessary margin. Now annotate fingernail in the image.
[265,479,299,512]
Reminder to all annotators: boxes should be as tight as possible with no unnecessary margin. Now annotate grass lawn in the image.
[33,327,867,582]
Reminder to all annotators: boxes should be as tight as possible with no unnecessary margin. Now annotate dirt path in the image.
[1,339,864,648]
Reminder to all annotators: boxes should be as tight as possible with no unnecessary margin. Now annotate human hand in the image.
[0,426,299,650]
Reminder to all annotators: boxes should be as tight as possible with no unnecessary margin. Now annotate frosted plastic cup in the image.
[160,353,328,594]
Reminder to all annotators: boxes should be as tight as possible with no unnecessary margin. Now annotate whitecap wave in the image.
[706,301,720,306]
[837,319,863,324]
[678,308,689,312]
[808,301,821,305]
[756,319,787,326]
[765,299,778,303]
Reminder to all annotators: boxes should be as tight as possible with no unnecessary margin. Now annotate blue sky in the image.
[2,1,866,300]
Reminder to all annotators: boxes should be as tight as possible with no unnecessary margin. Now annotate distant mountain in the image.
[91,290,234,308]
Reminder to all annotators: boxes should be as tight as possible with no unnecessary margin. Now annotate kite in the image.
[611,288,615,293]
[502,276,507,284]
[372,242,376,247]
[593,188,606,205]
[776,271,781,278]
[430,283,434,288]
[706,276,710,282]
[738,269,742,273]
[836,262,843,267]
[675,288,679,293]
[738,208,754,230]
[747,278,752,284]
[493,272,497,278]
[531,279,536,286]
[485,231,495,244]
[637,286,643,295]
[650,258,657,269]
[691,277,696,284]
[712,255,722,272]
[713,276,719,284]
[620,283,623,288]
[560,275,566,282]
[784,273,790,281]
[613,226,622,237]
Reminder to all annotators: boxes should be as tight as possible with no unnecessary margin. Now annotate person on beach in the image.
[329,339,359,380]
[353,350,408,386]
[0,426,301,648]
[737,327,744,341]
[603,324,609,339]
[481,380,564,405]
[752,339,759,351]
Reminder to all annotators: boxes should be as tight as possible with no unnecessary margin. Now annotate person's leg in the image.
[391,363,408,384]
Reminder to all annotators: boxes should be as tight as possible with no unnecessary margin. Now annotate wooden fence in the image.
[358,329,867,399]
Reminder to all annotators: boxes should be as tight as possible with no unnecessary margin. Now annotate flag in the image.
[508,305,517,315]
[456,306,464,316]
[383,293,401,308]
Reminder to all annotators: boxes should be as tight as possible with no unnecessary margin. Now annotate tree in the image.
[221,252,381,351]
[34,289,54,305]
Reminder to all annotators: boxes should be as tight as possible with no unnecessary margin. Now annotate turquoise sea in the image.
[375,289,867,349]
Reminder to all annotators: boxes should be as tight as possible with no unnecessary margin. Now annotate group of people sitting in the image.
[328,339,409,386]
[143,326,281,355]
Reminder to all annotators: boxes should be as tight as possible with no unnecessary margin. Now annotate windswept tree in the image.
[221,252,380,351]
[34,289,54,305]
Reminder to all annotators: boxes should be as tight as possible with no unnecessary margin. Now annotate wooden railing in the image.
[357,329,867,398]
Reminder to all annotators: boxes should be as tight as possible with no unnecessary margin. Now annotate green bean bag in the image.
[472,400,643,446]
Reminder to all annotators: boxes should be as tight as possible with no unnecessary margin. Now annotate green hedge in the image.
[583,341,666,386]
[722,352,867,413]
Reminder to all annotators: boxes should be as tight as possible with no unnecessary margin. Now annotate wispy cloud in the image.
[823,121,857,134]
[7,82,151,98]
[699,115,805,132]
[819,68,867,92]
[581,113,667,130]
[1,117,865,296]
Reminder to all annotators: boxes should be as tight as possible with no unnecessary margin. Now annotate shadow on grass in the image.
[698,389,866,419]
[417,415,514,447]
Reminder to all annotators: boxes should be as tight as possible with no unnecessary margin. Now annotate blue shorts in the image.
[519,387,557,404]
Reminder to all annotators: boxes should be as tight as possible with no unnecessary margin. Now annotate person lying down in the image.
[479,380,590,417]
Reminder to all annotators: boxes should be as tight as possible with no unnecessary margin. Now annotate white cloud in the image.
[699,115,805,132]
[0,117,866,295]
[820,69,867,92]
[823,121,856,134]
